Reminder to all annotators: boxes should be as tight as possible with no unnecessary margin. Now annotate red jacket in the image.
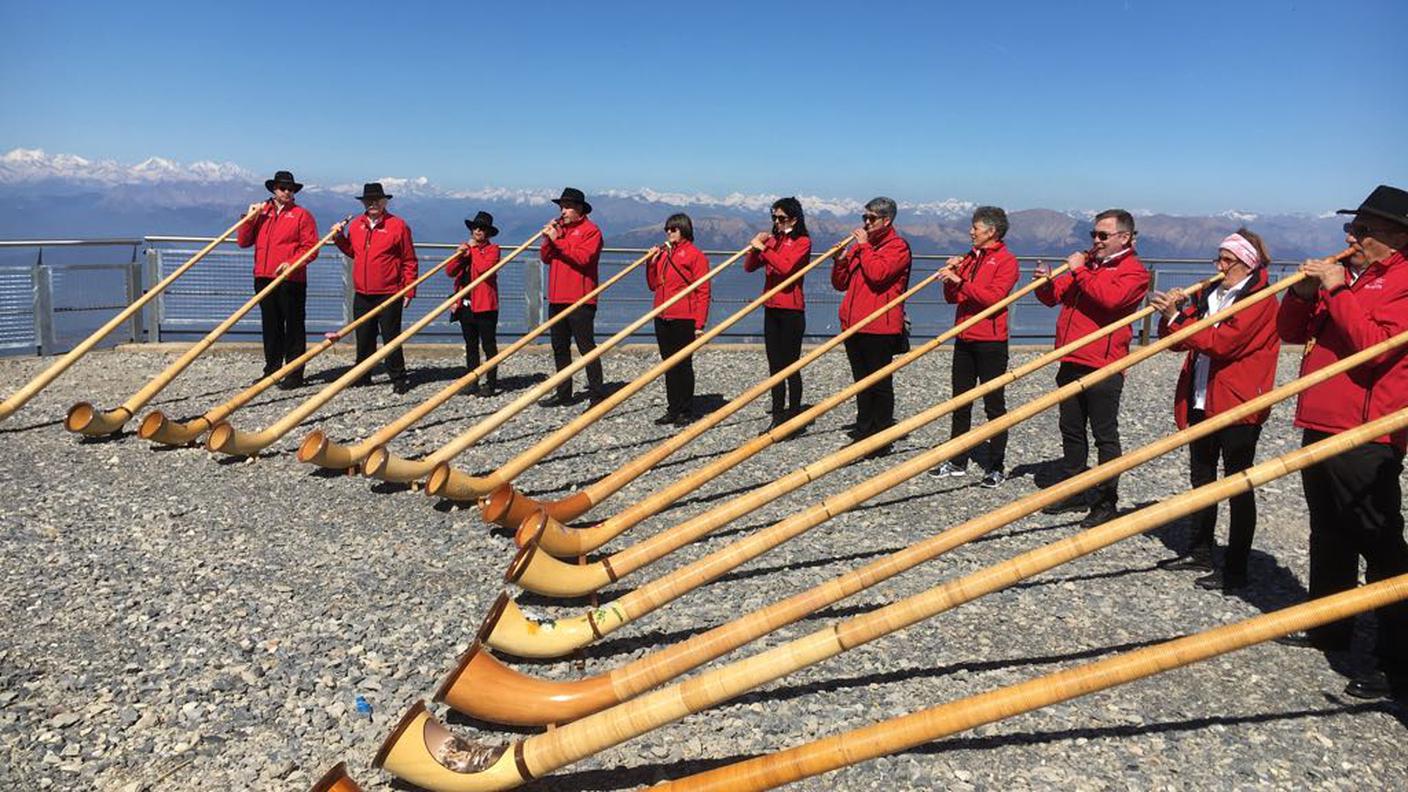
[830,226,912,335]
[447,242,502,313]
[539,217,602,304]
[744,234,811,310]
[1276,250,1408,451]
[647,241,711,330]
[237,201,319,283]
[943,241,1020,342]
[1158,267,1281,429]
[334,212,419,297]
[1036,248,1151,368]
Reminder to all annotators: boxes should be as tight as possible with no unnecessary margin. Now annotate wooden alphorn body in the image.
[309,762,365,792]
[64,221,342,437]
[1,206,260,423]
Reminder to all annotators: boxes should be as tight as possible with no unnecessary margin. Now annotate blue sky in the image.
[2,0,1404,213]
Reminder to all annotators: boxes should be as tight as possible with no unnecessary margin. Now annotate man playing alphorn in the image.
[1275,184,1408,701]
[1034,209,1151,527]
[332,182,419,395]
[238,170,319,389]
[539,187,606,406]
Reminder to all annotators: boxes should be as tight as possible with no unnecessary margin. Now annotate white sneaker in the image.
[981,469,1005,488]
[929,461,967,478]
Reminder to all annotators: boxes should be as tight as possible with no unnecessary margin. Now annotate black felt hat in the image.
[354,182,393,201]
[551,187,592,214]
[465,211,499,237]
[264,170,303,193]
[1336,184,1408,230]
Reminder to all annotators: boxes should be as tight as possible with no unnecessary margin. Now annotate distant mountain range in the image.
[0,147,1349,260]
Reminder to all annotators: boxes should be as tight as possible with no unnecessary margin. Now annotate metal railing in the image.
[0,235,1304,357]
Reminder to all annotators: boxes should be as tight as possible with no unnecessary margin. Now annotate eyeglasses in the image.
[862,214,883,224]
[1215,253,1242,265]
[1088,230,1126,241]
[1343,221,1375,238]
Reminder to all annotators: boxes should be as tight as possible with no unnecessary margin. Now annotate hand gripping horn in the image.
[139,245,456,446]
[0,205,260,423]
[297,248,654,471]
[378,384,1407,792]
[64,218,343,437]
[358,242,758,485]
[444,289,1408,727]
[480,241,989,535]
[202,231,544,457]
[482,265,1328,657]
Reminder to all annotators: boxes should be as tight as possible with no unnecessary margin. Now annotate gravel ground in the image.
[0,341,1404,791]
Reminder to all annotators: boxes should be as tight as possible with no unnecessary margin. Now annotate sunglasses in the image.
[862,214,883,223]
[274,185,295,192]
[1088,230,1125,241]
[1343,221,1376,238]
[771,214,790,222]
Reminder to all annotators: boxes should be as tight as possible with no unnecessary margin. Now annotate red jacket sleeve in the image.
[544,223,602,272]
[831,251,855,292]
[1035,271,1071,306]
[447,249,468,280]
[1275,291,1319,344]
[1070,260,1150,312]
[1162,298,1277,360]
[297,209,318,264]
[334,226,355,257]
[744,247,764,273]
[646,250,664,293]
[1323,280,1408,366]
[854,238,911,289]
[958,251,1019,307]
[399,223,419,298]
[237,209,263,248]
[692,248,711,331]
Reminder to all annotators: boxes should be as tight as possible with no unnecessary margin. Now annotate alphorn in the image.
[421,238,938,501]
[480,262,1070,543]
[138,249,455,446]
[64,220,344,437]
[506,268,1216,593]
[442,310,1408,726]
[357,243,753,486]
[297,250,653,471]
[483,265,1311,657]
[375,379,1407,792]
[309,762,364,792]
[479,239,864,524]
[203,232,543,456]
[654,575,1408,791]
[0,206,262,423]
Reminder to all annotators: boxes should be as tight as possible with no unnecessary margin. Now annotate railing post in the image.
[1139,269,1160,345]
[523,244,542,329]
[127,243,144,343]
[146,247,163,343]
[34,251,56,356]
[341,253,354,324]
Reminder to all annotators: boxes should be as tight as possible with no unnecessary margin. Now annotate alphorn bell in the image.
[377,376,1406,792]
[0,205,262,423]
[64,219,345,437]
[421,237,935,501]
[357,243,757,485]
[504,268,1217,595]
[483,265,1315,657]
[139,249,456,446]
[442,304,1408,727]
[309,762,364,792]
[481,259,1068,539]
[654,575,1408,791]
[203,231,544,457]
[297,249,654,471]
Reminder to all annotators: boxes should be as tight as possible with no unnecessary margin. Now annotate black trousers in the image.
[254,277,306,379]
[654,317,695,415]
[844,333,899,436]
[1184,410,1262,572]
[764,307,805,414]
[1300,429,1408,670]
[548,302,603,399]
[457,309,499,388]
[352,292,406,383]
[949,339,1009,469]
[1055,361,1124,506]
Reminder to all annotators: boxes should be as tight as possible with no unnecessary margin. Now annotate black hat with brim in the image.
[551,187,592,215]
[264,170,303,193]
[355,182,393,201]
[1336,184,1408,230]
[465,211,499,237]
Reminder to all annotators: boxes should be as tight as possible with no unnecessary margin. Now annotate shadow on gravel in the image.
[1010,563,1161,591]
[711,545,910,586]
[0,416,66,433]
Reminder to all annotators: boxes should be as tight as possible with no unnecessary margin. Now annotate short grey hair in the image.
[865,196,898,220]
[971,206,1009,239]
[1094,208,1136,236]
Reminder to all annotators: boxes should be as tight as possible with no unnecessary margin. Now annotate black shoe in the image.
[654,411,678,425]
[540,392,572,408]
[1344,670,1404,700]
[671,411,695,427]
[980,469,1005,488]
[864,443,893,460]
[1041,492,1091,515]
[1194,569,1247,591]
[479,384,498,397]
[352,377,374,388]
[1157,554,1214,572]
[1080,502,1118,528]
[1275,630,1350,652]
[276,376,303,390]
[392,379,413,395]
[587,390,607,407]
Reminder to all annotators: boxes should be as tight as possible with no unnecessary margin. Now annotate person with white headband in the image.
[1149,227,1280,591]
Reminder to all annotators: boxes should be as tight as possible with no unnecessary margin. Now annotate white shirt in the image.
[1192,273,1253,410]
